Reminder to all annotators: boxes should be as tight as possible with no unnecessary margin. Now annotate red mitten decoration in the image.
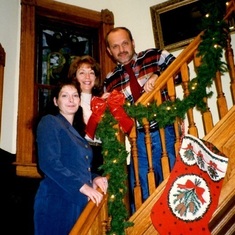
[107,90,134,134]
[85,97,106,139]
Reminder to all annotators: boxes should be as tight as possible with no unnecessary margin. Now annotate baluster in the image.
[194,51,214,134]
[201,97,214,135]
[129,123,142,210]
[160,127,171,180]
[215,71,228,119]
[181,62,198,137]
[154,88,171,180]
[174,117,183,155]
[142,118,156,195]
[101,196,109,235]
[105,216,112,234]
[225,31,235,105]
[167,76,176,99]
[116,125,131,214]
[167,77,181,158]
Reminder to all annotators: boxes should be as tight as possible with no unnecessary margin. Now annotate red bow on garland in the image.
[85,90,134,139]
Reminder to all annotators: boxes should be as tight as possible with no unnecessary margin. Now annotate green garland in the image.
[96,0,229,234]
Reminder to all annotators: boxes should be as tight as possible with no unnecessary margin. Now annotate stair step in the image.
[204,106,235,152]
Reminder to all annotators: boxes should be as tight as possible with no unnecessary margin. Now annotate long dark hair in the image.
[44,80,81,115]
[42,80,86,137]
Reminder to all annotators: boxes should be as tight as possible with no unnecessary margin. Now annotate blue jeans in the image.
[129,125,176,206]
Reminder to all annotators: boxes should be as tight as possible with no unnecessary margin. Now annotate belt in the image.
[137,125,159,133]
[88,141,102,146]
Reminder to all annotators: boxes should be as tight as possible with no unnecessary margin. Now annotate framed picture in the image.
[150,0,202,51]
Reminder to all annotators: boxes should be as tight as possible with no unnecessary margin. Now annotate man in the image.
[104,27,181,209]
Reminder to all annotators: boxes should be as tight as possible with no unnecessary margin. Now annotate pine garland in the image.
[96,0,229,234]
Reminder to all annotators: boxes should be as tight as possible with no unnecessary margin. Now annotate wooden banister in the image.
[129,123,142,210]
[69,190,109,235]
[136,32,202,106]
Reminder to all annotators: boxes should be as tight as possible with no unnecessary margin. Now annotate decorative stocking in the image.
[151,134,228,235]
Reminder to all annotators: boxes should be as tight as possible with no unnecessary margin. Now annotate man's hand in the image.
[143,74,158,93]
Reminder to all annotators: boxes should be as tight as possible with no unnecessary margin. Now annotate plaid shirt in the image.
[104,48,181,104]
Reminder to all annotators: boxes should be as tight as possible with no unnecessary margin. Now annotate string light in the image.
[109,194,115,202]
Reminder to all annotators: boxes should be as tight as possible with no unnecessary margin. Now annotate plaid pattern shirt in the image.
[104,48,181,130]
[104,48,181,104]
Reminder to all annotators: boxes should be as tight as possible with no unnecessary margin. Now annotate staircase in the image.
[125,106,235,235]
[69,1,235,234]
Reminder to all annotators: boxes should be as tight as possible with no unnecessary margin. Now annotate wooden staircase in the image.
[70,107,235,235]
[70,1,235,234]
[206,107,235,235]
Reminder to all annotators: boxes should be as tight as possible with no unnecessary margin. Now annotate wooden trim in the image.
[17,2,36,168]
[16,0,114,177]
[0,44,5,139]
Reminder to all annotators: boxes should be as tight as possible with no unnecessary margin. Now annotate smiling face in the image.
[106,28,135,65]
[76,63,96,94]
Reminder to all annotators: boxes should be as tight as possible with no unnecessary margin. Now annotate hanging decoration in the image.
[96,0,229,234]
[86,90,134,139]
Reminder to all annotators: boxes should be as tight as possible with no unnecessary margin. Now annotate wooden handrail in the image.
[69,190,109,235]
[137,32,203,106]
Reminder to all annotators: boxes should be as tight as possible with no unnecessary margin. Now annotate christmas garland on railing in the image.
[96,0,229,234]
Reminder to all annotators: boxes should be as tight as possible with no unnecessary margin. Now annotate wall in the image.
[56,0,162,52]
[0,0,234,153]
[0,0,166,153]
[0,0,20,153]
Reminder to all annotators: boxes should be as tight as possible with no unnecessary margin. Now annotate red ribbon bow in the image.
[177,179,206,204]
[85,97,107,139]
[85,90,134,139]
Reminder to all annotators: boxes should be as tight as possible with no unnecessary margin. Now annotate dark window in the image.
[36,17,98,116]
